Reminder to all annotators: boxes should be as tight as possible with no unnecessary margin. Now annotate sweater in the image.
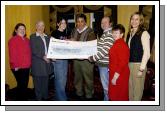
[90,29,115,66]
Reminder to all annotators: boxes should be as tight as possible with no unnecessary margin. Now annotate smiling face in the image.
[15,25,26,37]
[36,21,45,33]
[76,17,86,31]
[101,17,111,31]
[130,14,141,29]
[58,19,67,31]
[112,30,123,40]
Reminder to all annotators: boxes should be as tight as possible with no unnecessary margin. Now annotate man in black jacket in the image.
[30,20,53,101]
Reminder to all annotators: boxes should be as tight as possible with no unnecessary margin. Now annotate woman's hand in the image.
[137,69,144,77]
[111,72,120,85]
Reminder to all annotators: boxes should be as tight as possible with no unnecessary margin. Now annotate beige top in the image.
[128,31,150,70]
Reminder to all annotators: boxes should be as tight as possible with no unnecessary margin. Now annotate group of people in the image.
[8,11,150,101]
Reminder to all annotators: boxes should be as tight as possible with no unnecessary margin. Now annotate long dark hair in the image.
[12,23,26,37]
[56,17,68,34]
[56,17,67,28]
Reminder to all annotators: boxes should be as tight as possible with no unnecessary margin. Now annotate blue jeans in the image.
[52,60,68,101]
[98,66,109,101]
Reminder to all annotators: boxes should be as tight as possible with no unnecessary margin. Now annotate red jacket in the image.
[109,38,130,101]
[8,35,31,69]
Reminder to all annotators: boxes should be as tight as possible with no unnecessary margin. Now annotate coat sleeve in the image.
[140,31,150,70]
[115,42,130,74]
[8,38,18,68]
[87,30,96,41]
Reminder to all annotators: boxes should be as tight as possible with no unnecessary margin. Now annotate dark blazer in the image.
[30,33,53,76]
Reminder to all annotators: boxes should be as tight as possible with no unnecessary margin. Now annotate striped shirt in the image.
[91,29,115,66]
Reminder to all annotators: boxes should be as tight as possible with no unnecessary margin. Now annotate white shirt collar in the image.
[77,26,88,34]
[36,32,47,37]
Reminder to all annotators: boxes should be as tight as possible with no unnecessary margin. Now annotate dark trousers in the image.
[73,60,94,98]
[11,68,30,100]
[33,76,49,101]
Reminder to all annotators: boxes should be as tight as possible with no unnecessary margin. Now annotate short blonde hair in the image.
[36,20,45,27]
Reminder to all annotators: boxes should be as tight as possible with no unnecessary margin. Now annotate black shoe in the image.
[84,97,94,101]
[42,98,48,101]
[74,95,85,101]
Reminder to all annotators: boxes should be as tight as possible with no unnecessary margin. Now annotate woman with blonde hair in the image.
[126,12,150,101]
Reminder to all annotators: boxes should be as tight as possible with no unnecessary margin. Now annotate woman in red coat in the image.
[109,24,130,101]
[8,23,31,100]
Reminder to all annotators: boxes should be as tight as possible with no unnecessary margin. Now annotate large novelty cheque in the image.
[47,37,97,59]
